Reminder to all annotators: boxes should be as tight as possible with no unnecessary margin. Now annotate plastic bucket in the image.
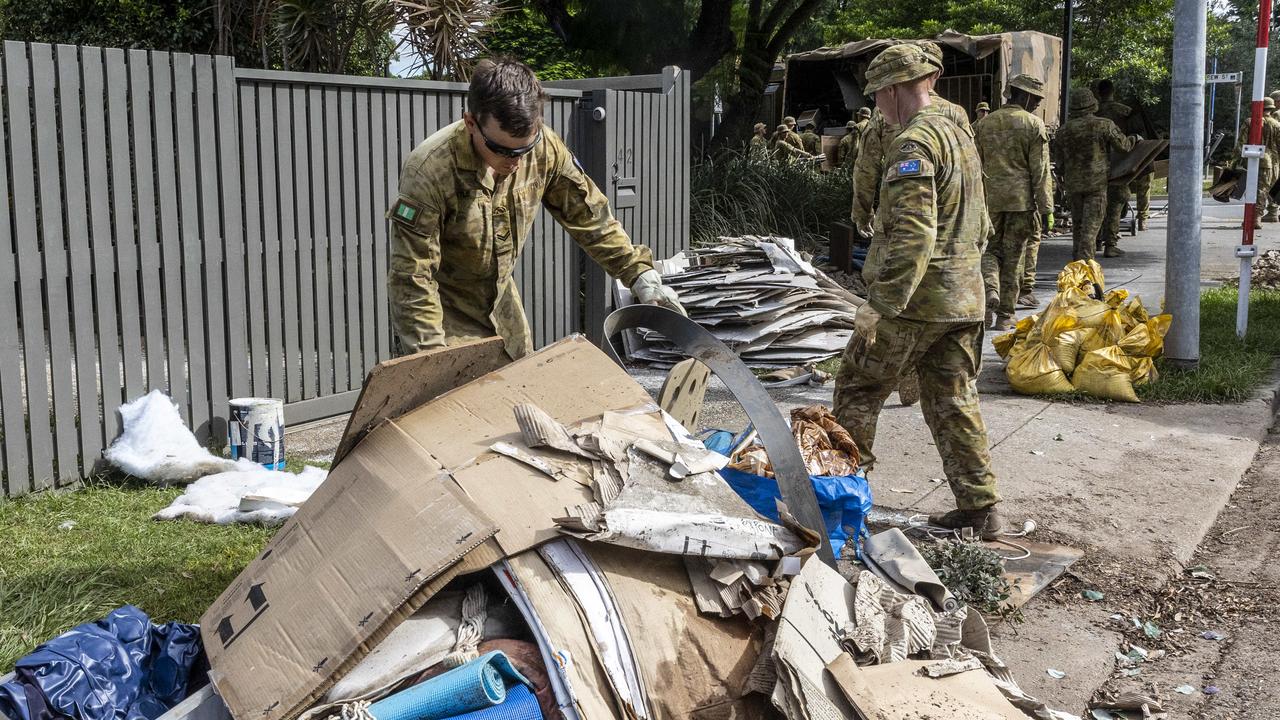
[228,398,285,470]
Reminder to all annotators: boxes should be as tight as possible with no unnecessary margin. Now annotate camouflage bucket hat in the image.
[1008,73,1046,98]
[913,40,944,70]
[846,120,858,128]
[1266,96,1277,110]
[863,44,937,94]
[857,107,872,119]
[783,115,797,125]
[1070,87,1098,115]
[753,122,767,132]
[975,102,990,111]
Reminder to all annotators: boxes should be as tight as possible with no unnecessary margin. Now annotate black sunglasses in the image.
[476,123,542,159]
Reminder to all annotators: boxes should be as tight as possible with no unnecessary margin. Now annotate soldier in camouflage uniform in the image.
[834,120,859,169]
[1054,87,1133,260]
[975,74,1053,331]
[771,123,813,161]
[1236,98,1280,227]
[782,116,806,151]
[974,101,990,124]
[834,44,1002,539]
[749,122,769,156]
[1266,98,1280,221]
[388,58,684,360]
[1096,80,1149,249]
[799,120,822,155]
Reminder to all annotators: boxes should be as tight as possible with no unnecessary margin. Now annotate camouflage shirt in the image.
[800,129,822,155]
[1236,115,1280,166]
[1094,100,1134,134]
[974,105,1053,214]
[388,120,653,359]
[864,105,988,322]
[785,129,806,151]
[1053,112,1133,193]
[836,132,857,170]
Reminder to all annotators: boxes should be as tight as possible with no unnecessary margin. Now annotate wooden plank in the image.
[258,83,286,400]
[238,83,268,398]
[195,55,227,442]
[82,47,123,450]
[149,51,186,415]
[104,49,144,403]
[56,44,102,477]
[172,53,209,435]
[657,358,710,432]
[217,56,249,404]
[129,50,168,397]
[275,84,301,402]
[0,43,32,495]
[377,91,396,361]
[323,86,348,393]
[331,337,509,467]
[339,88,362,389]
[307,84,332,397]
[31,42,78,486]
[354,89,376,370]
[291,84,316,399]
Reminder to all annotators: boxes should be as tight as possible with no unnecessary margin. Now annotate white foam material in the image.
[105,390,240,482]
[154,464,327,525]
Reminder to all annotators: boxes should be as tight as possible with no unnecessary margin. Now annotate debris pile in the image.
[621,236,859,367]
[997,260,1172,402]
[1225,247,1280,290]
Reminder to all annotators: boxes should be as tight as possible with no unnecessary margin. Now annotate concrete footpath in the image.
[285,194,1280,715]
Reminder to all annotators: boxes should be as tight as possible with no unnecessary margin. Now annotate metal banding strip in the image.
[602,305,836,566]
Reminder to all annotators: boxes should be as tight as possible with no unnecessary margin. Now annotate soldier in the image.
[387,57,684,360]
[1096,80,1150,248]
[975,74,1053,330]
[834,120,859,169]
[799,120,822,155]
[782,115,806,151]
[833,44,1002,538]
[749,122,769,156]
[974,101,991,124]
[1235,98,1280,227]
[771,123,813,161]
[1266,98,1280,221]
[1055,87,1134,260]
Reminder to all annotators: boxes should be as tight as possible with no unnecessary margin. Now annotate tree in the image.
[485,6,600,80]
[393,0,505,80]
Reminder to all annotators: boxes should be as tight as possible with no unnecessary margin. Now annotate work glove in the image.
[1046,212,1055,231]
[632,269,687,316]
[853,302,881,347]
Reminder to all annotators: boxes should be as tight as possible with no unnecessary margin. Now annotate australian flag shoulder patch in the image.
[896,159,922,176]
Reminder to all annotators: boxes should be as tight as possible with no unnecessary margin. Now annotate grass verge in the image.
[0,458,329,671]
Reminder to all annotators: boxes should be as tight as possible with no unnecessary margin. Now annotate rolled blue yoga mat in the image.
[367,652,532,720]
[441,685,542,720]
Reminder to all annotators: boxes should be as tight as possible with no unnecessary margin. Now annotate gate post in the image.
[578,88,614,345]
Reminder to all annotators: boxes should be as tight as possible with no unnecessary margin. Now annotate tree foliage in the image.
[485,5,599,80]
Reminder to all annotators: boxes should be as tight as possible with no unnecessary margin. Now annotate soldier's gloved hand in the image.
[1047,212,1055,231]
[632,269,687,316]
[853,302,881,346]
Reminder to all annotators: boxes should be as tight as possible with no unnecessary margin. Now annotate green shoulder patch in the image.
[389,197,422,228]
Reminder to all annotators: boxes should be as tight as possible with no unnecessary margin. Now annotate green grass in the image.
[0,457,329,672]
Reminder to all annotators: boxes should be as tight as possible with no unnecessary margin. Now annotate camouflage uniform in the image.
[1054,89,1133,259]
[1095,98,1146,243]
[771,125,811,161]
[834,45,999,513]
[835,121,859,169]
[975,75,1052,322]
[388,120,653,359]
[1236,103,1280,225]
[781,116,806,151]
[800,128,822,155]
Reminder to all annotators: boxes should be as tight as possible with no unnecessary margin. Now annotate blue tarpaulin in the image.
[0,606,204,720]
[704,430,872,559]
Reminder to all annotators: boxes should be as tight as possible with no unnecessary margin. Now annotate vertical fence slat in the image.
[153,52,190,425]
[83,47,123,452]
[275,84,301,403]
[105,50,143,404]
[238,83,268,399]
[377,91,395,361]
[260,84,285,400]
[56,44,101,477]
[195,56,226,441]
[129,50,169,403]
[0,44,33,494]
[354,89,375,370]
[307,85,332,397]
[339,89,361,388]
[31,43,77,487]
[323,87,347,392]
[291,85,316,399]
[217,56,248,404]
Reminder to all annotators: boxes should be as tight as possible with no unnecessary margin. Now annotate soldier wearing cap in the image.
[974,101,991,123]
[388,57,684,360]
[1054,87,1134,260]
[749,122,769,156]
[975,74,1053,330]
[782,115,806,151]
[834,120,859,169]
[1235,98,1280,227]
[771,123,813,161]
[1267,97,1280,221]
[1095,79,1150,248]
[833,44,1003,539]
[799,120,822,155]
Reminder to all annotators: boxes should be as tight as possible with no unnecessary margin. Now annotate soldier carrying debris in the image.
[387,57,685,360]
[833,44,1004,540]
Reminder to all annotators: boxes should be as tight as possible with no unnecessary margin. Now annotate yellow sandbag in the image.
[993,314,1040,359]
[1042,312,1079,346]
[1056,260,1106,294]
[1073,298,1112,328]
[1104,288,1130,307]
[1051,328,1089,375]
[1130,356,1157,387]
[1125,296,1151,323]
[1082,308,1128,353]
[1007,343,1075,395]
[1117,314,1173,358]
[1072,346,1139,402]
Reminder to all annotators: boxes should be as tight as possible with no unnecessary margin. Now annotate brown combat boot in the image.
[897,371,920,407]
[1103,246,1125,258]
[1016,291,1039,308]
[1265,212,1279,223]
[984,291,999,327]
[992,314,1016,331]
[1137,217,1148,230]
[929,506,1004,541]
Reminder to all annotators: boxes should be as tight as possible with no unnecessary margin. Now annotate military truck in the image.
[783,29,1064,131]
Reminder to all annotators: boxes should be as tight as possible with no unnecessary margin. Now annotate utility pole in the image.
[1165,0,1207,367]
[1237,0,1273,338]
[1060,0,1074,122]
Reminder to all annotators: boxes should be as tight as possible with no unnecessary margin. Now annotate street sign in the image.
[1206,72,1243,84]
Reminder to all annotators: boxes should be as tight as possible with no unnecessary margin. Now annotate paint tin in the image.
[229,397,285,470]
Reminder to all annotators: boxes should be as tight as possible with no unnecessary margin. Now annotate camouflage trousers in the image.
[1255,161,1276,224]
[1022,230,1040,295]
[981,211,1040,318]
[1068,190,1106,260]
[1131,171,1152,221]
[1101,183,1131,249]
[832,318,1000,511]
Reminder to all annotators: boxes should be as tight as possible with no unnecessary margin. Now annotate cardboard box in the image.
[202,337,663,720]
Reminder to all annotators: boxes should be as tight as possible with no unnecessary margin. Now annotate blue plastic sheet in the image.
[440,685,541,720]
[0,605,203,720]
[705,430,872,559]
[368,652,531,720]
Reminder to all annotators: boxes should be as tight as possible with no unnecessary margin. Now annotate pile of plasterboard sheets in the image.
[619,236,861,368]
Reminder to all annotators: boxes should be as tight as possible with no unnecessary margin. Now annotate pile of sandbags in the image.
[996,261,1172,402]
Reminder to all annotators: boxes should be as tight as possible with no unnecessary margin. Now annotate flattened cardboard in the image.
[202,421,498,720]
[827,655,1026,720]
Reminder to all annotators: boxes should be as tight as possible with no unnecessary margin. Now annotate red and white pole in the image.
[1238,0,1272,338]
